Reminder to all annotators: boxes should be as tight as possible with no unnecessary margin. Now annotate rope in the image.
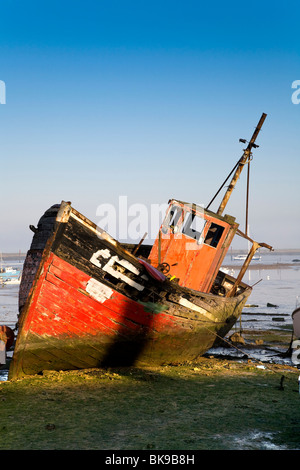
[205,161,240,210]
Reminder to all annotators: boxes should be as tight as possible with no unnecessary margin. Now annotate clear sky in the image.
[0,0,299,252]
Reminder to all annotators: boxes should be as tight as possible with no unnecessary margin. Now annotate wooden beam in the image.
[226,241,260,297]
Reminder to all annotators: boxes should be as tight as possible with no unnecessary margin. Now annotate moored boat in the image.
[233,253,261,261]
[9,113,272,379]
[0,255,22,285]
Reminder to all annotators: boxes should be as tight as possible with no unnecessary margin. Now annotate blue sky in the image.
[0,0,299,251]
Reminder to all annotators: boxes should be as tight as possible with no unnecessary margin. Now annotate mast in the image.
[216,113,267,216]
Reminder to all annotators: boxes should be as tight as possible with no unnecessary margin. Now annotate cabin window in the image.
[204,223,224,248]
[182,212,206,242]
[162,205,206,243]
[168,207,182,228]
[162,206,182,233]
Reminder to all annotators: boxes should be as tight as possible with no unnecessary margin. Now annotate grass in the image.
[0,358,299,450]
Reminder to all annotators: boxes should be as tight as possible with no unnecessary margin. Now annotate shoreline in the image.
[3,256,300,271]
[223,262,300,270]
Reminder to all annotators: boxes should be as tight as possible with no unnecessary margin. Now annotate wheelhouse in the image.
[148,199,238,292]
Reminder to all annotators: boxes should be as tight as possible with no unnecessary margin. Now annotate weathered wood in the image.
[10,117,272,378]
[9,202,251,379]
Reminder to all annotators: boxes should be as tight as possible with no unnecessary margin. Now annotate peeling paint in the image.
[179,297,218,322]
[86,278,113,303]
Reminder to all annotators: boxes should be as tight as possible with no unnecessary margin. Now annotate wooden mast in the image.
[212,112,272,297]
[217,113,267,216]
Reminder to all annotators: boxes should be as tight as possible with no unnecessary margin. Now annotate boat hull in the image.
[9,203,251,379]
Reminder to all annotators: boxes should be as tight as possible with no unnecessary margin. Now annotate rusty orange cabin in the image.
[148,199,238,293]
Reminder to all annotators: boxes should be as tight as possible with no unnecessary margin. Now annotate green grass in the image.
[0,359,299,450]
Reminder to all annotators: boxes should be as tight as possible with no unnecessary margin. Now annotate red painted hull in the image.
[9,202,251,379]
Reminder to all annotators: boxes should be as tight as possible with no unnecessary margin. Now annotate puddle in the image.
[218,430,289,450]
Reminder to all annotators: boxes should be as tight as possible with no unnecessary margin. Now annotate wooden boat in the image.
[8,113,272,379]
[233,253,261,261]
[0,253,22,284]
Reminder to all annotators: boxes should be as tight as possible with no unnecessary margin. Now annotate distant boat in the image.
[233,253,261,261]
[232,229,261,261]
[1,277,22,285]
[0,253,22,284]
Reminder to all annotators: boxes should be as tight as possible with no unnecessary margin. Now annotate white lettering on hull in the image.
[90,249,144,291]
